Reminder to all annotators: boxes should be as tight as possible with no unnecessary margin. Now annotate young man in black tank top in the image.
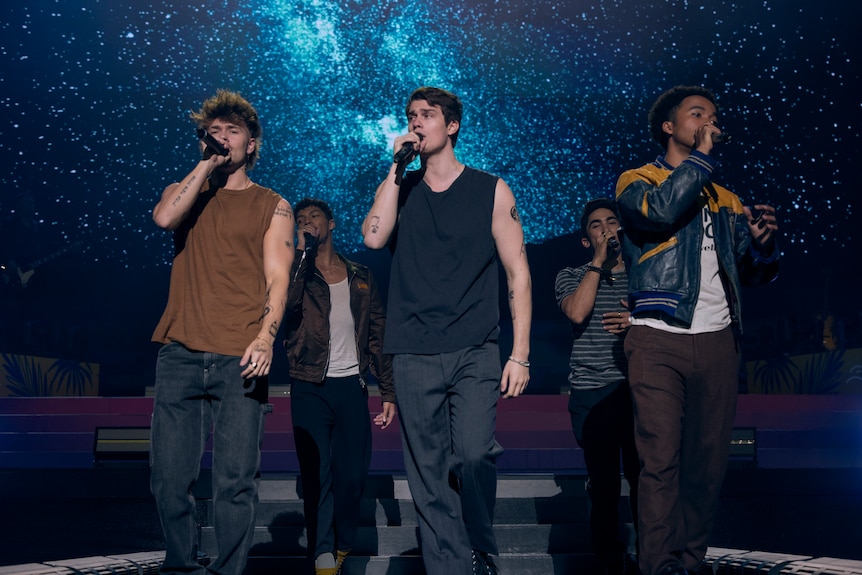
[362,87,532,575]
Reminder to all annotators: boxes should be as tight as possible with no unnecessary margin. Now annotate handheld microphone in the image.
[196,127,229,157]
[748,208,766,229]
[713,132,731,143]
[303,232,317,252]
[393,142,417,164]
[608,237,620,251]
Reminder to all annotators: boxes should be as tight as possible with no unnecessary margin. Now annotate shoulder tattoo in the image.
[510,205,521,224]
[274,203,294,219]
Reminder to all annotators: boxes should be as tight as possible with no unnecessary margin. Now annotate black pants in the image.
[291,375,371,562]
[570,381,640,566]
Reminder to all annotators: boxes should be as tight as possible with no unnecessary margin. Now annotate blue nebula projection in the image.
[1,0,859,270]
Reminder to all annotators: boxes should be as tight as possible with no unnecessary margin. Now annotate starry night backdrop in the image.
[1,0,860,394]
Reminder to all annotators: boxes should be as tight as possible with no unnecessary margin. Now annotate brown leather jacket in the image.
[282,250,395,403]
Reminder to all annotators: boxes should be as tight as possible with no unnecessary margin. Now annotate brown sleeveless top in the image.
[152,182,283,356]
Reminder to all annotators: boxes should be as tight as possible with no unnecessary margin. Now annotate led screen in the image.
[1,1,859,393]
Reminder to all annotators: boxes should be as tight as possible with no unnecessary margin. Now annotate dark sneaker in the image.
[471,550,499,575]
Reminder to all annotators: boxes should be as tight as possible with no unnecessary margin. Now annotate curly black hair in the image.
[294,197,333,221]
[579,198,619,238]
[648,85,718,149]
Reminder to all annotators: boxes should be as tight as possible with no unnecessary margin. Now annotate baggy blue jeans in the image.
[150,342,268,575]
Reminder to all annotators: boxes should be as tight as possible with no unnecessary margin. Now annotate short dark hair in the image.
[294,197,333,221]
[579,198,619,238]
[191,89,263,168]
[648,85,719,149]
[405,87,463,147]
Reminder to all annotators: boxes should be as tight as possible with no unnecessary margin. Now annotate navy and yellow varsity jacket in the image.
[615,151,779,332]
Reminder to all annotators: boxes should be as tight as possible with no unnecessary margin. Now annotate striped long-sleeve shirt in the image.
[554,264,629,390]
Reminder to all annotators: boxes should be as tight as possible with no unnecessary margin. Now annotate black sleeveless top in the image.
[384,166,500,354]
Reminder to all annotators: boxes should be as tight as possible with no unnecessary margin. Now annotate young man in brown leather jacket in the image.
[283,197,395,575]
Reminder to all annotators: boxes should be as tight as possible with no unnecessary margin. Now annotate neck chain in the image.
[318,259,341,273]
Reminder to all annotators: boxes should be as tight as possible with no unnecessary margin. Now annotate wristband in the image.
[508,356,530,368]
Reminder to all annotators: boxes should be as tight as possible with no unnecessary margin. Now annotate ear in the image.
[581,237,591,250]
[247,138,256,155]
[447,120,460,136]
[662,121,673,137]
[328,218,336,231]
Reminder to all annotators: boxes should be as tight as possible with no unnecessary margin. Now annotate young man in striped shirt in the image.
[554,198,639,575]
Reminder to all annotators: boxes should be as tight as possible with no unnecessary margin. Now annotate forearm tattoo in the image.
[171,175,197,207]
[370,215,380,234]
[260,291,279,339]
[261,293,272,321]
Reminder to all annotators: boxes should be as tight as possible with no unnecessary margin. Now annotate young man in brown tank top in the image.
[150,89,295,575]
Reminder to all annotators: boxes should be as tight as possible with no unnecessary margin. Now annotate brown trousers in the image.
[625,325,739,575]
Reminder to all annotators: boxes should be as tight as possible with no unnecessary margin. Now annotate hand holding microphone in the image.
[393,134,424,164]
[393,143,416,163]
[196,128,229,159]
[392,134,423,185]
[694,122,731,153]
[600,231,622,276]
[303,231,317,252]
[299,225,318,253]
[706,121,731,144]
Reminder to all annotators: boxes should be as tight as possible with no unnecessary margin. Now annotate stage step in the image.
[198,474,629,575]
[1,468,862,574]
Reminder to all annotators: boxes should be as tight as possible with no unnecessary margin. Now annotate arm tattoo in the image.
[274,204,294,219]
[260,291,279,339]
[260,293,272,321]
[370,215,380,234]
[171,175,197,207]
[509,205,521,224]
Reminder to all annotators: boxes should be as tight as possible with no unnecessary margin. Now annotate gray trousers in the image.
[393,342,503,575]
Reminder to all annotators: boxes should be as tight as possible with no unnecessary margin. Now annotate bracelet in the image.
[508,356,530,368]
[255,336,273,347]
[586,265,605,275]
